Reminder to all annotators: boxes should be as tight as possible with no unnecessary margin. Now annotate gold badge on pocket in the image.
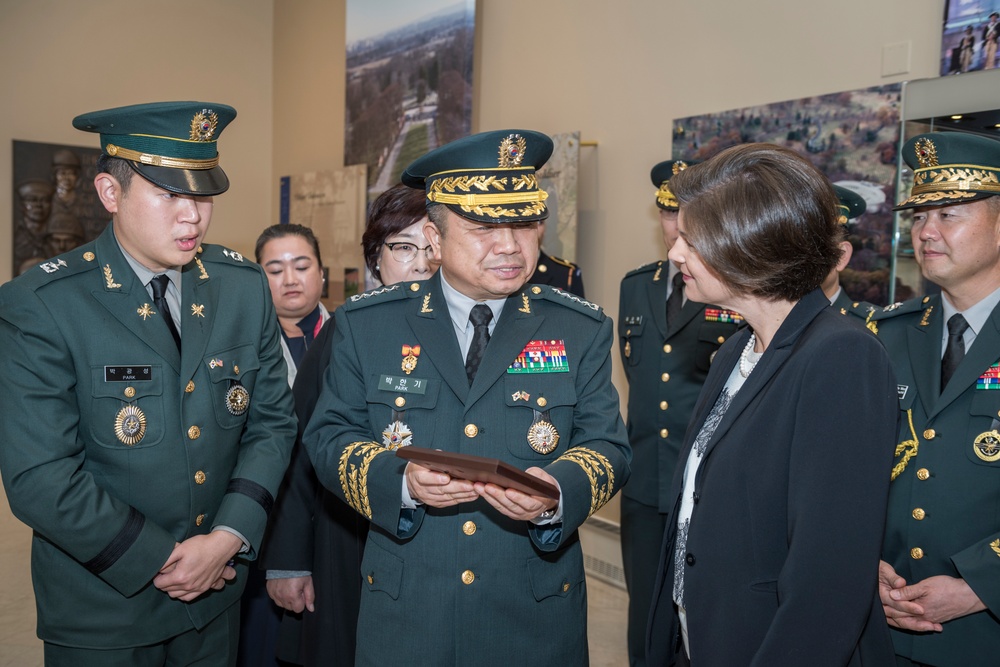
[226,383,250,416]
[115,404,147,446]
[974,430,1000,462]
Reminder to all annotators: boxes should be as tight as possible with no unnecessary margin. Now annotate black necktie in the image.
[941,313,969,391]
[465,304,493,385]
[150,274,181,350]
[666,272,684,328]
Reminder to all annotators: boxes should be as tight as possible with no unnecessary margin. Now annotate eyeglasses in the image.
[384,241,435,263]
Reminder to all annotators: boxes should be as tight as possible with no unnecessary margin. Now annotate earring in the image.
[375,263,380,272]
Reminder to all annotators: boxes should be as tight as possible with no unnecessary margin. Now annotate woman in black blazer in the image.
[645,144,898,666]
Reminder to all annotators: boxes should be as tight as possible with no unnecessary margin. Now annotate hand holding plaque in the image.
[396,446,560,500]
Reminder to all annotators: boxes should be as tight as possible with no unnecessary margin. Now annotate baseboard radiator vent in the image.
[580,515,626,590]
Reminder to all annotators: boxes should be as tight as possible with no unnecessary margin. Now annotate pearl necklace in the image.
[739,333,759,378]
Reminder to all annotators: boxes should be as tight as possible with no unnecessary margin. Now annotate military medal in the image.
[527,418,559,454]
[114,404,147,446]
[401,345,421,374]
[974,430,1000,462]
[624,341,631,359]
[977,363,1000,390]
[382,421,413,450]
[226,382,250,416]
[508,340,569,374]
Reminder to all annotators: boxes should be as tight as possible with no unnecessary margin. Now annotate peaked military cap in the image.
[650,159,697,210]
[73,101,237,196]
[833,185,866,224]
[402,129,553,223]
[894,132,1000,210]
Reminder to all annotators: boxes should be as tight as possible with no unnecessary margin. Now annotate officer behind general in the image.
[872,132,1000,667]
[824,185,866,312]
[303,129,630,667]
[530,216,586,297]
[617,159,741,666]
[0,101,296,666]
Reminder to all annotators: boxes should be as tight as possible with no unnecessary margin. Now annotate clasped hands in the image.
[878,559,986,632]
[405,462,559,521]
[153,530,242,602]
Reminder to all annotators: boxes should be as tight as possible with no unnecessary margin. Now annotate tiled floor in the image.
[0,489,630,666]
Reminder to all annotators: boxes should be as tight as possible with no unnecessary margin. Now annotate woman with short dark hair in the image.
[646,143,898,666]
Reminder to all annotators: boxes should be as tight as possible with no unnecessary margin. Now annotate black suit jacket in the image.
[646,289,898,666]
[260,318,368,666]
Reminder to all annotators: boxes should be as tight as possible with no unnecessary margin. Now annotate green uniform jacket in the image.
[303,272,630,667]
[530,249,585,298]
[871,294,1000,666]
[617,261,741,511]
[0,224,296,649]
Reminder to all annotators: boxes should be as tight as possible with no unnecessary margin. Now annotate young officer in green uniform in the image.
[617,160,741,666]
[824,184,867,312]
[869,132,1000,667]
[0,102,296,666]
[304,130,630,667]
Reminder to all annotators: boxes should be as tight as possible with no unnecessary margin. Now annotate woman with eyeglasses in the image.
[261,184,437,667]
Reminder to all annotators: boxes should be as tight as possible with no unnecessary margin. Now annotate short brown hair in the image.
[362,184,429,281]
[669,143,842,301]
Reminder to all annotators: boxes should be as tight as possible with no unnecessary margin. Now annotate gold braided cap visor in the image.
[106,143,220,169]
[897,163,1000,208]
[656,184,678,209]
[425,167,549,208]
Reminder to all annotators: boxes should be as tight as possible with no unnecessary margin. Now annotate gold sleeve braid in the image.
[556,447,616,518]
[891,409,919,481]
[338,441,388,518]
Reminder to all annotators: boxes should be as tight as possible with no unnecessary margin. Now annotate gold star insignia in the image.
[137,303,156,320]
[191,304,205,317]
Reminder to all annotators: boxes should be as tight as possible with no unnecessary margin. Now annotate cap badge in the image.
[190,109,219,142]
[672,161,688,175]
[914,137,939,168]
[498,134,527,168]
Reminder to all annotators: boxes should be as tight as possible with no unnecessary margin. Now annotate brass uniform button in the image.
[195,514,205,526]
[124,386,136,399]
[538,264,548,273]
[916,468,930,481]
[536,397,548,408]
[462,521,477,536]
[188,425,201,440]
[659,401,668,411]
[194,471,206,485]
[464,424,478,438]
[663,344,672,353]
[367,574,374,585]
[717,336,725,344]
[923,429,936,440]
[461,570,475,585]
[234,365,240,375]
[83,251,95,261]
[562,582,570,592]
[197,245,204,254]
[661,373,670,382]
[531,286,541,294]
[395,396,406,408]
[185,380,195,393]
[626,328,632,336]
[912,508,926,520]
[910,547,924,560]
[659,428,669,438]
[409,283,420,292]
